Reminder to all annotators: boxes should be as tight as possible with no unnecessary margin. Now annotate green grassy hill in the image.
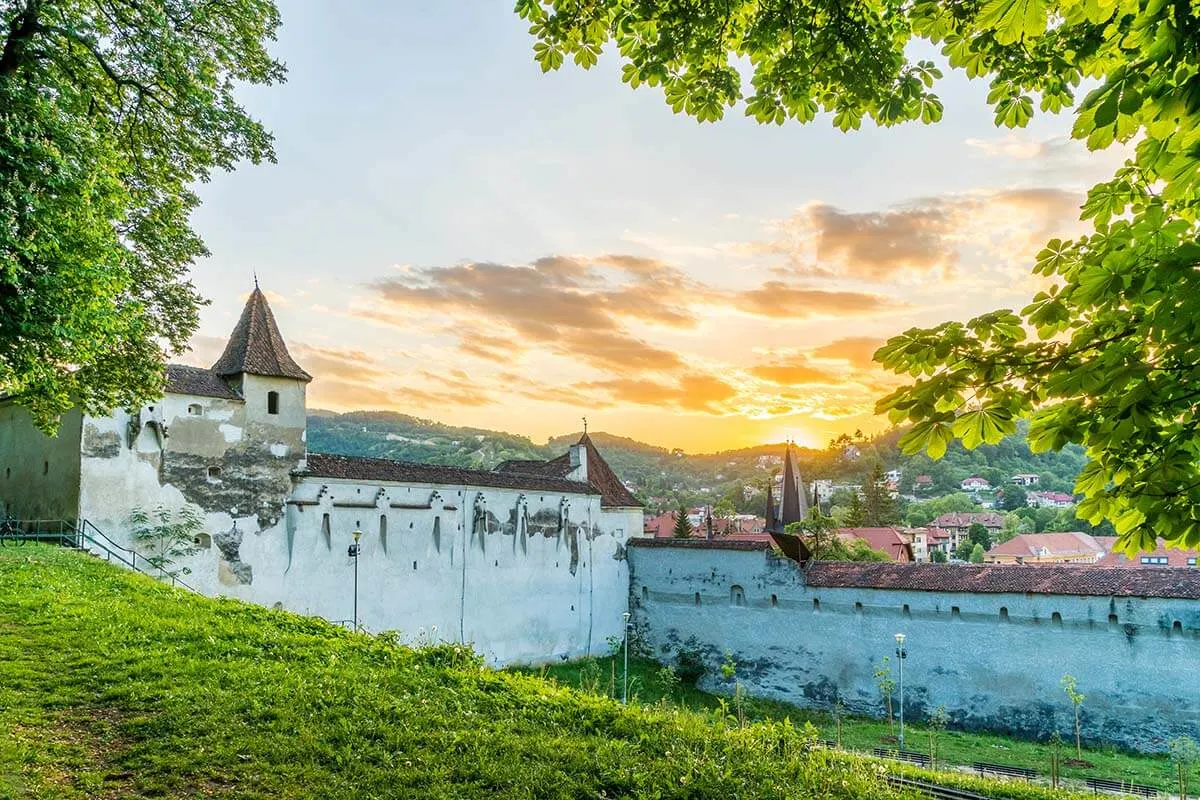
[0,546,1098,800]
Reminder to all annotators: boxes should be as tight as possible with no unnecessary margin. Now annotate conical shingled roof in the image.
[212,287,311,382]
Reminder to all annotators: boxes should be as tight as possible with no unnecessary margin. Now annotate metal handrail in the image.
[0,517,196,592]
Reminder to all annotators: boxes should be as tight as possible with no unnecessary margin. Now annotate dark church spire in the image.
[212,286,311,382]
[778,441,809,527]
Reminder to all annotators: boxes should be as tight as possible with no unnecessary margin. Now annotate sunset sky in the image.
[183,1,1122,454]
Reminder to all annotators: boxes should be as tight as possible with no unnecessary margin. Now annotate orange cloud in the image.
[731,282,897,319]
[749,361,840,386]
[811,337,886,369]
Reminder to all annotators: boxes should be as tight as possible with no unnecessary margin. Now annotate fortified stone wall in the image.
[0,404,82,520]
[8,392,632,665]
[276,478,632,665]
[628,541,1200,753]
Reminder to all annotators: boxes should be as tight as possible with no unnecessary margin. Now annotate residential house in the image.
[1096,539,1200,568]
[1011,473,1040,486]
[837,527,914,562]
[912,475,933,492]
[960,476,991,492]
[985,532,1108,565]
[931,511,1005,552]
[1027,491,1075,509]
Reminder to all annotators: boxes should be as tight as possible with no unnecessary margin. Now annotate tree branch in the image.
[0,0,41,77]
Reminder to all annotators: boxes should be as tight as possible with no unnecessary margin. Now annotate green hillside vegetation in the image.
[521,655,1189,794]
[308,412,1088,520]
[1,546,1099,800]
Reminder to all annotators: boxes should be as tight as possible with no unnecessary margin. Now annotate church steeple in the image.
[778,441,809,526]
[212,286,311,382]
[767,441,809,532]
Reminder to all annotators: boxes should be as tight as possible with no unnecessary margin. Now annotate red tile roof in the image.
[578,434,640,508]
[805,561,1200,599]
[494,434,640,509]
[302,453,597,495]
[932,512,1005,529]
[629,538,771,552]
[165,365,242,400]
[1030,491,1075,503]
[988,532,1105,559]
[838,527,914,562]
[1097,539,1200,568]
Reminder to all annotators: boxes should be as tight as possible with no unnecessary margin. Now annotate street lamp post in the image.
[348,530,363,632]
[622,611,631,704]
[894,632,907,750]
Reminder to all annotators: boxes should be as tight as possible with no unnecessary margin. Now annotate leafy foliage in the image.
[874,657,896,730]
[1062,674,1086,759]
[0,0,283,431]
[516,0,1200,549]
[1170,736,1199,800]
[128,504,202,579]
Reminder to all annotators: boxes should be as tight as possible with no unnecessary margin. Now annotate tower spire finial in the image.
[253,271,259,290]
[582,416,588,434]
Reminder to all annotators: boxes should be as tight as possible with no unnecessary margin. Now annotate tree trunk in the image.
[1080,710,1089,762]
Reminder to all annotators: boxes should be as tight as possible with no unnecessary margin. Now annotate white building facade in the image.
[0,287,641,665]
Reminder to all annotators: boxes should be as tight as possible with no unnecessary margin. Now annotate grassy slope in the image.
[0,547,1093,800]
[520,657,1189,794]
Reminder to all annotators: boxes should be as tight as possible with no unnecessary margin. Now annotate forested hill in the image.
[307,411,1086,513]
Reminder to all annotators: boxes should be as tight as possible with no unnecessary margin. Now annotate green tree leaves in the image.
[1,0,283,430]
[976,0,1049,44]
[519,0,1200,549]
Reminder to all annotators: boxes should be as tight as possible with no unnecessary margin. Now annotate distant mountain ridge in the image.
[306,410,1086,513]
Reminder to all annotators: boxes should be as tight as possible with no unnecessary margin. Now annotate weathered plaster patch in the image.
[219,423,244,444]
[214,525,252,585]
[82,426,122,459]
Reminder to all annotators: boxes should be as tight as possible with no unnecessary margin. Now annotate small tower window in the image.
[207,466,222,479]
[731,585,746,606]
[267,391,280,415]
[187,403,203,416]
[43,461,48,475]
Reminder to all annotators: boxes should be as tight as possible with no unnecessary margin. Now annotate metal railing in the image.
[0,517,196,592]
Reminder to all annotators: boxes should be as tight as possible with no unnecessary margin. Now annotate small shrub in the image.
[656,663,681,699]
[412,641,485,670]
[1170,735,1199,800]
[675,637,706,685]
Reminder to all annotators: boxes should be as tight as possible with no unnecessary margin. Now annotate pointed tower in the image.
[766,441,813,564]
[778,441,809,527]
[212,286,311,459]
